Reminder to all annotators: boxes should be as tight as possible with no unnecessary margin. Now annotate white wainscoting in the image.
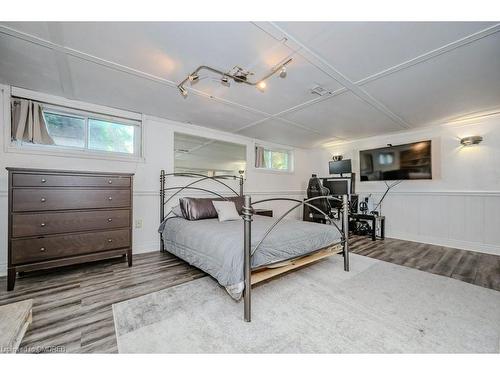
[358,190,500,256]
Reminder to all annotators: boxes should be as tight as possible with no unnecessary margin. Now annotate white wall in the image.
[313,114,500,255]
[0,85,313,275]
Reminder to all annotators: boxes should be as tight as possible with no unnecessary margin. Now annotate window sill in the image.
[5,143,145,163]
[252,167,295,175]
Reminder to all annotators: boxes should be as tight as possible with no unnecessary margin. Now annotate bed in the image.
[159,215,343,299]
[158,170,350,322]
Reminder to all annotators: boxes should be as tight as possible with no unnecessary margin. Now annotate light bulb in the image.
[178,86,188,98]
[188,74,200,85]
[257,81,267,92]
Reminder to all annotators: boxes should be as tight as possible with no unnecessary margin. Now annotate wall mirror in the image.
[174,132,247,176]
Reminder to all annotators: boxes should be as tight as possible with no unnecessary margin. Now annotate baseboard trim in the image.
[388,231,500,256]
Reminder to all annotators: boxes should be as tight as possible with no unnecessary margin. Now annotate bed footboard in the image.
[242,194,350,322]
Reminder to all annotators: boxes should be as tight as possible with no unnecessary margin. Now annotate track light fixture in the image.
[188,73,200,85]
[178,85,188,98]
[279,66,287,78]
[176,58,292,98]
[221,75,231,87]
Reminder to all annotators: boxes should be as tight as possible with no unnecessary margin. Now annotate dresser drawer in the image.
[12,173,131,188]
[12,209,130,237]
[12,189,131,212]
[11,229,130,264]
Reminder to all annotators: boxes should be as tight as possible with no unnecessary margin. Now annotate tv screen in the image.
[359,140,432,181]
[329,159,352,175]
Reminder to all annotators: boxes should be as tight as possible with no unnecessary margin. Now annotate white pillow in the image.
[212,201,242,222]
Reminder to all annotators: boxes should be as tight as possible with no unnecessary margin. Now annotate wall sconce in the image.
[460,136,483,146]
[332,155,343,162]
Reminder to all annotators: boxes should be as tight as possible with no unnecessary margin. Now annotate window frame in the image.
[254,144,294,174]
[5,87,144,163]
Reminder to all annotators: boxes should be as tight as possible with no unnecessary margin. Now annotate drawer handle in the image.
[107,239,113,243]
[40,247,46,252]
[108,197,113,201]
[107,218,113,222]
[41,178,47,183]
[40,223,46,227]
[108,179,113,184]
[40,197,46,202]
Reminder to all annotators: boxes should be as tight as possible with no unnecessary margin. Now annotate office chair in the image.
[305,175,332,223]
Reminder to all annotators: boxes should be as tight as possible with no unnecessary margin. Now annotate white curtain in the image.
[11,98,55,144]
[255,145,266,168]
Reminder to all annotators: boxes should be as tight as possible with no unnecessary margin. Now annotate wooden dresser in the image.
[6,168,134,290]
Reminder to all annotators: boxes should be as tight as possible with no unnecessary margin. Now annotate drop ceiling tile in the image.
[237,118,327,148]
[281,91,403,139]
[278,22,496,81]
[362,32,500,127]
[0,33,62,95]
[67,56,265,133]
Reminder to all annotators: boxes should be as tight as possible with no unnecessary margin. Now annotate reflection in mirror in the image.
[174,133,247,177]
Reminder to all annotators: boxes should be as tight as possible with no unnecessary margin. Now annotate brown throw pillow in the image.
[179,196,244,220]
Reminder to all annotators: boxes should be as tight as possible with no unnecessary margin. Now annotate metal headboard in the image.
[159,170,244,250]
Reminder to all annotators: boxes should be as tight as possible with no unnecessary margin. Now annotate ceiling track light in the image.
[176,58,292,98]
[188,73,200,85]
[178,85,188,98]
[221,75,231,87]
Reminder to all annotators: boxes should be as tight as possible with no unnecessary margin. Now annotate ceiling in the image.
[0,22,499,148]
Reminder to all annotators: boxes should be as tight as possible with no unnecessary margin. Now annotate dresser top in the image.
[6,167,134,176]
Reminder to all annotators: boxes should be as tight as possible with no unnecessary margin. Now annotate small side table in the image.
[254,208,273,217]
[351,213,385,241]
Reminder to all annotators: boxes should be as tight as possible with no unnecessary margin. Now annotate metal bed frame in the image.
[159,169,350,322]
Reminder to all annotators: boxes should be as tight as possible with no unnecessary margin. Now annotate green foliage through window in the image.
[260,147,291,171]
[42,108,140,156]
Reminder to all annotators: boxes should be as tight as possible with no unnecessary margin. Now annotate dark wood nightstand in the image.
[254,209,273,217]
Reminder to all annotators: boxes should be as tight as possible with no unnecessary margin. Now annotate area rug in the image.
[112,254,500,353]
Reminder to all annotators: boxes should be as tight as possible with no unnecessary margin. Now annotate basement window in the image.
[10,97,142,159]
[255,145,293,172]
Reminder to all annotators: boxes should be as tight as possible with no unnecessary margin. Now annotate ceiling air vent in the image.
[310,85,330,96]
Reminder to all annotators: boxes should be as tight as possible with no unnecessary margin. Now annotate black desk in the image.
[351,213,385,241]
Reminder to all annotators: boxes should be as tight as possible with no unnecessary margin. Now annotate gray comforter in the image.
[158,216,342,299]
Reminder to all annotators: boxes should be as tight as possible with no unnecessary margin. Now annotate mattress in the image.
[158,215,342,299]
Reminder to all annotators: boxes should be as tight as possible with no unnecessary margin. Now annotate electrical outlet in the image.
[135,219,143,229]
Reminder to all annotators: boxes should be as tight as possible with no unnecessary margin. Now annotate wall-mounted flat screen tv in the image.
[359,140,432,181]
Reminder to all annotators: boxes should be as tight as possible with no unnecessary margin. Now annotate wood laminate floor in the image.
[350,236,500,291]
[0,237,498,353]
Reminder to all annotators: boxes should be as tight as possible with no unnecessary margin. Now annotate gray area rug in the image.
[112,254,500,353]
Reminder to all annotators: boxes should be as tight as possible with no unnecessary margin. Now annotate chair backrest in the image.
[307,176,331,215]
